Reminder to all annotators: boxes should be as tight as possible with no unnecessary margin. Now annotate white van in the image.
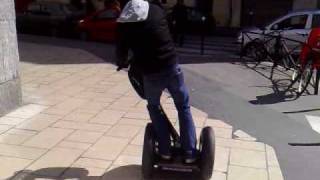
[238,10,320,54]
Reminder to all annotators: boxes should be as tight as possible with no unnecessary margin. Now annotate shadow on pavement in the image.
[18,34,116,65]
[9,165,201,180]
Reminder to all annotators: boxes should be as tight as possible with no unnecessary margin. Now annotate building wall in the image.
[0,0,22,116]
[213,0,229,26]
[293,0,318,10]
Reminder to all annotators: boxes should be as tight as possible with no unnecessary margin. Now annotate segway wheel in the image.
[142,123,155,179]
[199,127,215,180]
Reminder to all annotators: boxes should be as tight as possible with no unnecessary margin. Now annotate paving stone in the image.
[214,127,233,139]
[214,146,230,172]
[67,130,104,143]
[130,131,144,146]
[83,136,129,161]
[55,85,87,96]
[0,133,32,145]
[230,148,267,169]
[268,166,284,180]
[0,156,32,179]
[124,112,149,120]
[23,128,74,149]
[57,140,92,150]
[216,138,265,151]
[190,107,208,118]
[0,124,12,134]
[113,155,142,165]
[118,118,148,127]
[27,147,84,177]
[33,95,70,106]
[52,121,111,132]
[211,171,227,180]
[53,98,88,111]
[78,101,110,113]
[0,144,47,160]
[266,145,280,167]
[63,111,96,122]
[6,129,37,136]
[0,116,26,126]
[42,107,74,116]
[193,116,207,127]
[228,165,268,180]
[205,119,232,129]
[73,158,112,169]
[122,145,143,157]
[234,130,257,141]
[90,109,126,125]
[17,114,61,131]
[6,104,48,119]
[106,124,141,139]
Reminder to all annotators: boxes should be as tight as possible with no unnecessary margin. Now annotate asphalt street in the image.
[180,38,320,180]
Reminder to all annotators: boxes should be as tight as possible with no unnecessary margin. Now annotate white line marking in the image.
[306,115,320,134]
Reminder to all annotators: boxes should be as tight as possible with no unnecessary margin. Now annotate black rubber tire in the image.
[142,123,155,179]
[199,127,215,180]
[297,58,313,97]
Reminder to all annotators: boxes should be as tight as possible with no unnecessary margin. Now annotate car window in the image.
[312,14,320,28]
[27,3,41,12]
[97,9,119,19]
[276,15,308,30]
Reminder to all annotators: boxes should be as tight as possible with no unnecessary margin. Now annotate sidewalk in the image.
[0,37,283,180]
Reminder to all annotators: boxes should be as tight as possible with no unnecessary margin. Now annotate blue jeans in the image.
[144,64,197,156]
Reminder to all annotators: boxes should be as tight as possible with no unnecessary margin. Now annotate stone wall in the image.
[0,0,22,116]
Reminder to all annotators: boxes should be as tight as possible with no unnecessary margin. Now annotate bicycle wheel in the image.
[297,59,314,96]
[244,41,268,68]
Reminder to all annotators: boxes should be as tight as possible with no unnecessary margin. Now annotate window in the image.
[276,15,308,30]
[27,3,41,12]
[312,14,320,28]
[97,9,119,19]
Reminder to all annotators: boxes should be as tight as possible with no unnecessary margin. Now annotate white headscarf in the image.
[117,0,149,23]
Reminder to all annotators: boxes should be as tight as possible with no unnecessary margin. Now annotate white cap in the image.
[117,0,149,23]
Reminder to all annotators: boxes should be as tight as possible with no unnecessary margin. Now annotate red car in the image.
[78,7,120,42]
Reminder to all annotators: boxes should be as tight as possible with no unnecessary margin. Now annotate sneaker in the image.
[184,151,197,164]
[184,156,197,164]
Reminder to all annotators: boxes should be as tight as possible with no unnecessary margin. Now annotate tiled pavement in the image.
[0,41,283,180]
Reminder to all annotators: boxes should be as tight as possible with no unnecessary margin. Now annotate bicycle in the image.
[241,30,301,80]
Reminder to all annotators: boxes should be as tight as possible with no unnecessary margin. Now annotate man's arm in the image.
[116,23,129,69]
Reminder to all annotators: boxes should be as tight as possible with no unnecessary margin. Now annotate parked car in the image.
[77,7,120,42]
[238,10,320,55]
[16,1,85,37]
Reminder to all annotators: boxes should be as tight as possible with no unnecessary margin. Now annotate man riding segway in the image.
[116,0,215,179]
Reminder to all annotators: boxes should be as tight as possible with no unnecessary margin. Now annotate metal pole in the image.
[201,16,206,55]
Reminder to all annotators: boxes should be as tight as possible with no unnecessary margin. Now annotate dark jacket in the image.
[116,3,177,74]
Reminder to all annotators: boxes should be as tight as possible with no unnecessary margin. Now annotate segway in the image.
[120,64,215,180]
[142,115,215,180]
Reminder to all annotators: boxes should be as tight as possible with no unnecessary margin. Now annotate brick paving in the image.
[0,40,284,180]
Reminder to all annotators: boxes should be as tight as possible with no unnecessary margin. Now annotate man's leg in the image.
[144,76,171,156]
[167,66,197,160]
